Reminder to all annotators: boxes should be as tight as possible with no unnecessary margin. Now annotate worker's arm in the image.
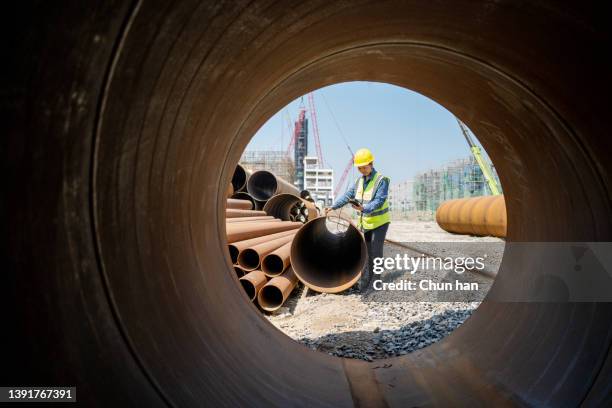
[330,183,357,210]
[361,177,389,214]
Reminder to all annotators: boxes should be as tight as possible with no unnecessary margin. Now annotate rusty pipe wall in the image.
[6,1,612,407]
[436,195,507,238]
[290,217,367,293]
[247,170,299,201]
[226,209,267,218]
[263,193,318,222]
[225,216,279,223]
[226,198,253,210]
[226,221,301,243]
[257,267,299,312]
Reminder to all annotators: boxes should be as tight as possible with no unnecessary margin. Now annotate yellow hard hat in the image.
[353,148,374,167]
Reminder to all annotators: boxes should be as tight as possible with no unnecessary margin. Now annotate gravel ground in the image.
[265,220,504,361]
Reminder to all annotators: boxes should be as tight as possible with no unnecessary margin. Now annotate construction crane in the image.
[285,105,306,157]
[456,118,501,195]
[307,92,325,166]
[334,155,354,198]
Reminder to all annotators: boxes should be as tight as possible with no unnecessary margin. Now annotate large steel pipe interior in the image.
[290,218,367,293]
[6,1,611,406]
[247,170,299,201]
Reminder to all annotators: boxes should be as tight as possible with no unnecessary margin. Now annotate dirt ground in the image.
[265,220,504,360]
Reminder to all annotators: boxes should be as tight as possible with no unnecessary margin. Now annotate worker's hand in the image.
[324,207,332,215]
[351,203,364,212]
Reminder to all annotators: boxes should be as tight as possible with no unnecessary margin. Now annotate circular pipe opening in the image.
[261,255,284,276]
[290,217,367,293]
[258,286,284,310]
[238,248,261,271]
[14,3,608,406]
[247,170,278,201]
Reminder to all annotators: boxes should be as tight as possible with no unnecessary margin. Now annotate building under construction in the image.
[240,150,295,184]
[413,156,502,213]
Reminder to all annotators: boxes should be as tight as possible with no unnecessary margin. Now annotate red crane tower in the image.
[307,92,324,166]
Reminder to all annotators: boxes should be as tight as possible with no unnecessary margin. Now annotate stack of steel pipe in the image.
[225,200,303,311]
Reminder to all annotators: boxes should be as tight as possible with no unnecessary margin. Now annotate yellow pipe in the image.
[436,195,506,238]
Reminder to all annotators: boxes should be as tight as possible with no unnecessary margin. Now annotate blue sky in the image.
[246,81,490,193]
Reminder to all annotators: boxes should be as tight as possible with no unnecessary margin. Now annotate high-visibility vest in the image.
[355,172,390,231]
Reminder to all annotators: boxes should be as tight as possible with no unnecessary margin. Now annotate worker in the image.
[325,148,390,292]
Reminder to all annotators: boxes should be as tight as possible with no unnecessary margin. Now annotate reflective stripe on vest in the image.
[355,172,390,231]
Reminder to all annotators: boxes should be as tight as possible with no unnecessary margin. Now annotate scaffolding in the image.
[413,156,501,216]
[240,150,296,185]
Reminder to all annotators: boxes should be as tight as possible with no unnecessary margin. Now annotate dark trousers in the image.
[361,222,390,290]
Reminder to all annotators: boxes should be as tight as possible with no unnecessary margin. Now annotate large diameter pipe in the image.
[436,195,507,238]
[226,216,279,223]
[226,198,253,210]
[290,216,367,293]
[13,2,612,406]
[257,267,299,312]
[226,209,266,218]
[263,193,318,222]
[238,271,267,301]
[231,164,252,192]
[246,170,299,201]
[226,221,301,243]
[228,229,298,264]
[237,233,296,271]
[261,241,291,277]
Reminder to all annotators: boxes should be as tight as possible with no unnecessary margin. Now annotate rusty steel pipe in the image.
[257,267,299,312]
[239,270,268,301]
[226,221,301,244]
[237,233,296,271]
[234,265,245,277]
[247,170,299,201]
[261,241,292,277]
[226,198,253,210]
[436,195,507,238]
[226,209,267,218]
[228,229,297,264]
[290,216,367,293]
[231,192,257,210]
[264,193,318,223]
[226,216,279,224]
